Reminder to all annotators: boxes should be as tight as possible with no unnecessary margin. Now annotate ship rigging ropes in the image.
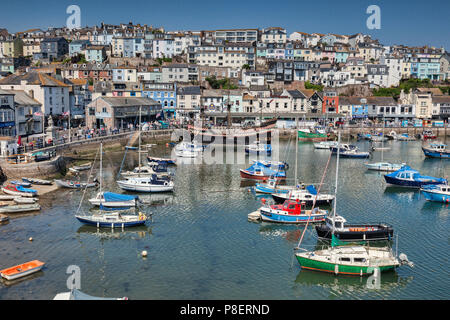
[296,150,333,249]
[75,146,100,216]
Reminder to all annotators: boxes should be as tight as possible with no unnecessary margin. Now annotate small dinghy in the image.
[22,178,53,185]
[54,289,128,300]
[0,260,45,280]
[69,162,92,173]
[54,179,97,189]
[10,181,32,187]
[2,185,37,197]
[0,195,15,201]
[13,197,37,204]
[0,203,41,214]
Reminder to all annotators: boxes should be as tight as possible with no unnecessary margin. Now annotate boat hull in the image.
[0,260,45,281]
[422,147,450,159]
[315,224,394,241]
[271,194,333,206]
[383,175,443,188]
[239,170,284,181]
[421,190,450,203]
[295,254,397,276]
[75,216,146,228]
[117,181,174,193]
[260,208,326,224]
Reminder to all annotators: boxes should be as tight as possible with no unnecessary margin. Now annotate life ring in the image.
[164,181,168,186]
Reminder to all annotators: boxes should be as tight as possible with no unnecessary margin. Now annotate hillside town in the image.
[0,22,450,145]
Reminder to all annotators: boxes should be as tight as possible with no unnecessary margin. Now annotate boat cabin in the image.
[274,200,307,215]
[428,143,447,152]
[324,215,347,230]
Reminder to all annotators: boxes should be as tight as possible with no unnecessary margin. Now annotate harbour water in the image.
[0,139,449,300]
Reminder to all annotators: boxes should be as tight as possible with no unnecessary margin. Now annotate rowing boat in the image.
[0,203,41,213]
[0,260,45,280]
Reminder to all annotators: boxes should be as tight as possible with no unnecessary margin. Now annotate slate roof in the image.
[0,72,70,87]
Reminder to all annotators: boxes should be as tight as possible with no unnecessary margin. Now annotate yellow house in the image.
[23,42,41,57]
[401,61,411,79]
[1,38,23,58]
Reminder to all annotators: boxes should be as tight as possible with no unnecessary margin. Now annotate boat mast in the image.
[138,105,142,177]
[332,131,341,236]
[100,142,103,194]
[295,116,298,186]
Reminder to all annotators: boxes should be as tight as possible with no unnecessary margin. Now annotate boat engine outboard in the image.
[399,253,414,267]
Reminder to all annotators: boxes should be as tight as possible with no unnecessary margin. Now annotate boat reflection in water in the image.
[383,186,419,202]
[294,269,413,297]
[133,193,175,207]
[0,270,44,287]
[76,224,152,240]
[258,224,314,245]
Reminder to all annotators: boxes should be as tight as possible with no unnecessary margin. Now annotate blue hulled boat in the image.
[422,143,450,159]
[384,166,448,188]
[421,185,450,203]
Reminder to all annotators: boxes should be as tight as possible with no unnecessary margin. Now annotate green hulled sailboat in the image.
[294,132,413,276]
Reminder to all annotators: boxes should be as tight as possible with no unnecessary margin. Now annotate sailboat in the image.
[89,143,139,208]
[295,132,414,276]
[75,145,149,228]
[117,106,174,193]
[365,117,405,172]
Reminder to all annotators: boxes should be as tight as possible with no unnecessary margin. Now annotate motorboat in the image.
[245,142,272,155]
[384,166,447,188]
[364,162,406,172]
[315,215,394,241]
[2,185,37,197]
[314,141,338,150]
[330,144,370,158]
[421,184,450,203]
[422,143,450,159]
[239,162,286,181]
[259,199,328,224]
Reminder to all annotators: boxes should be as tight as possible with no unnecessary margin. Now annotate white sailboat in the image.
[117,106,175,193]
[89,143,139,208]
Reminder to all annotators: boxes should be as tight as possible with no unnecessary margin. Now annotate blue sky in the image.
[1,0,449,50]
